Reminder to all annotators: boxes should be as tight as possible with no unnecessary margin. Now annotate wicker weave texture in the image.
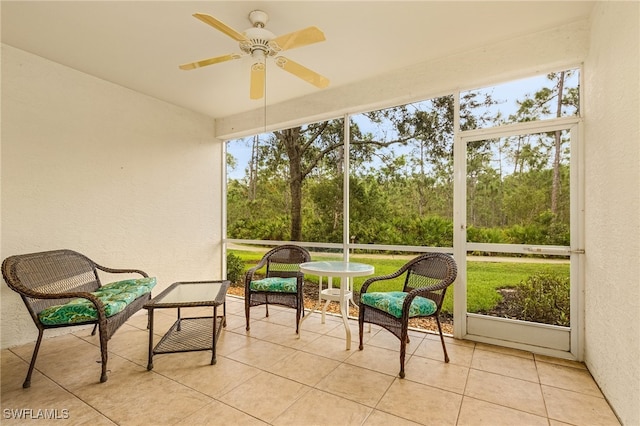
[153,317,223,354]
[358,252,457,378]
[2,249,150,387]
[244,245,311,333]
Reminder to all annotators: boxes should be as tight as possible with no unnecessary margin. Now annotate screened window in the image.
[461,69,580,130]
[226,119,345,243]
[348,97,454,247]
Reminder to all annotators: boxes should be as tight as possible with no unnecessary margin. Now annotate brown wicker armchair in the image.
[2,249,153,387]
[244,245,311,333]
[358,252,457,378]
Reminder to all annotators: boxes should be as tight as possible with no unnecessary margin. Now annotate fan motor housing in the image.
[241,27,278,57]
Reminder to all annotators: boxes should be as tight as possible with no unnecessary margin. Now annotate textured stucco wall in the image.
[1,45,224,348]
[583,2,640,425]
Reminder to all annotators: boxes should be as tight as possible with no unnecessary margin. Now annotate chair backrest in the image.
[265,245,311,279]
[2,249,101,317]
[403,253,457,308]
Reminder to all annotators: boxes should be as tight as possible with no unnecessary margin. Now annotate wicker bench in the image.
[2,249,155,387]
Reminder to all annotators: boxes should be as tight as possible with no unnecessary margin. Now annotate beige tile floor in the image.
[1,296,620,425]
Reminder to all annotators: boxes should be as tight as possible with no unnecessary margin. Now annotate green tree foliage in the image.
[305,175,343,243]
[226,71,578,248]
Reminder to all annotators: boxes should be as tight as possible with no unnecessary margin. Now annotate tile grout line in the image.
[454,343,477,425]
[534,352,552,422]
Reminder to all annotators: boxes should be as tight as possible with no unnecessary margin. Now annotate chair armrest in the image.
[244,261,267,288]
[94,264,149,278]
[360,265,412,294]
[403,283,451,312]
[247,255,270,276]
[14,288,108,322]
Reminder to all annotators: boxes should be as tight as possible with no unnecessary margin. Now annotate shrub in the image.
[226,252,246,284]
[467,226,505,244]
[513,272,570,326]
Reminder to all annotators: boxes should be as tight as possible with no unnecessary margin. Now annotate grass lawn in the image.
[229,249,570,315]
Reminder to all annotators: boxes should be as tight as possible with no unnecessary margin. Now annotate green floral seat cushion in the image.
[250,277,297,293]
[361,291,437,318]
[99,277,157,298]
[38,277,156,326]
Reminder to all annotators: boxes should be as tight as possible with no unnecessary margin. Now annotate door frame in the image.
[452,116,585,361]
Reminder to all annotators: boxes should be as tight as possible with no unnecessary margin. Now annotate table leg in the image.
[340,276,351,350]
[211,306,217,365]
[322,276,333,323]
[298,275,323,339]
[348,277,358,309]
[146,309,154,370]
[322,300,331,324]
[341,301,351,350]
[223,301,227,327]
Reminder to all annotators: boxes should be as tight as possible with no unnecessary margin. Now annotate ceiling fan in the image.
[179,10,330,100]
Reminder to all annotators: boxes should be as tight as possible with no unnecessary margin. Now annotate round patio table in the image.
[297,261,374,349]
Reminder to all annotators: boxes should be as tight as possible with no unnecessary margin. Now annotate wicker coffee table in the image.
[144,280,229,370]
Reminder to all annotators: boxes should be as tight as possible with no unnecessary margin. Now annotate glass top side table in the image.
[298,261,374,350]
[144,280,229,370]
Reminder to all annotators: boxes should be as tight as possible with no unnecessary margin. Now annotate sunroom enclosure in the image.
[225,68,583,360]
[3,4,637,423]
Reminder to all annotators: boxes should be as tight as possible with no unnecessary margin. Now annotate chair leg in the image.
[91,324,98,336]
[265,295,270,318]
[23,329,45,388]
[435,316,450,363]
[358,308,365,350]
[98,322,109,383]
[399,326,408,378]
[245,294,251,331]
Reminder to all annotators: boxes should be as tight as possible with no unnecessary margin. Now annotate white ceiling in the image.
[1,1,595,119]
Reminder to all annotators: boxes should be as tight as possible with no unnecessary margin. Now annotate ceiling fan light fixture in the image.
[251,49,266,63]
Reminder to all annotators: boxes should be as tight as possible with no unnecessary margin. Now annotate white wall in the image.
[1,45,225,348]
[583,3,640,425]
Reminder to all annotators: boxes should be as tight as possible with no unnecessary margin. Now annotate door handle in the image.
[524,247,584,255]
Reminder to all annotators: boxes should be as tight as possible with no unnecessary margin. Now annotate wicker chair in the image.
[358,252,457,378]
[244,245,311,333]
[2,249,152,387]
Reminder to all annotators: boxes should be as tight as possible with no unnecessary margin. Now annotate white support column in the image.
[343,114,351,261]
[452,91,467,339]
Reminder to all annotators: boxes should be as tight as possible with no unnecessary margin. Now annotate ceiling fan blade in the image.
[179,53,241,70]
[250,62,266,100]
[270,26,326,52]
[275,57,329,89]
[193,13,248,42]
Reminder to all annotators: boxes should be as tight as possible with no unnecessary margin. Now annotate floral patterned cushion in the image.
[100,277,156,298]
[361,291,437,318]
[38,277,156,325]
[250,277,297,293]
